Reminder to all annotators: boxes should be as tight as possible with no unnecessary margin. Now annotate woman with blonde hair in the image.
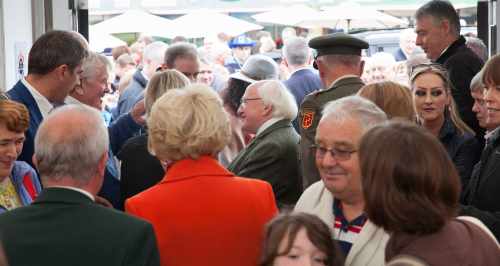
[358,81,415,121]
[409,63,481,195]
[126,84,278,266]
[117,70,189,209]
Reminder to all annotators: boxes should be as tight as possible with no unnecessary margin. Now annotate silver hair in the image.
[254,80,298,120]
[34,104,109,183]
[143,41,168,66]
[470,70,484,92]
[283,37,311,67]
[321,95,387,132]
[81,51,112,80]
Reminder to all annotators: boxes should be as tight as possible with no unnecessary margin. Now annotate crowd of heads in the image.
[1,0,500,265]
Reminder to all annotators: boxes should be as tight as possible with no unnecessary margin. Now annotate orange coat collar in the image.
[160,155,234,183]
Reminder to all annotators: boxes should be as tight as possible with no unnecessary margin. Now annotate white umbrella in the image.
[167,11,263,39]
[298,3,408,32]
[91,10,173,37]
[252,5,321,29]
[89,26,127,52]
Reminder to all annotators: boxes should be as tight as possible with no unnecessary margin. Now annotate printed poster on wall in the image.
[14,42,28,81]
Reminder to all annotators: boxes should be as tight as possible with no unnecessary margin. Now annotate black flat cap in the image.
[309,33,368,57]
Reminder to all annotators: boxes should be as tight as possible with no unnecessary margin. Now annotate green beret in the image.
[309,33,369,57]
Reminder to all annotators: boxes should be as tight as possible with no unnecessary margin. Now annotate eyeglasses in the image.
[310,144,357,161]
[240,97,262,105]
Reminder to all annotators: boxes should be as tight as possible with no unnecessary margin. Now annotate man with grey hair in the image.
[295,96,388,266]
[415,0,484,139]
[298,33,368,190]
[67,51,145,208]
[228,80,301,209]
[115,41,168,118]
[163,42,200,82]
[282,37,322,131]
[0,105,160,266]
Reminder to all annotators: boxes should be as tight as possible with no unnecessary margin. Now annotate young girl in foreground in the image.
[261,212,344,266]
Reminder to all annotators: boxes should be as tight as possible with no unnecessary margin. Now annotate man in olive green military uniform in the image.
[299,33,368,190]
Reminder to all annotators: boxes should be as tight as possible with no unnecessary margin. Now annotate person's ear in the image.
[263,104,273,116]
[54,64,69,81]
[441,19,451,35]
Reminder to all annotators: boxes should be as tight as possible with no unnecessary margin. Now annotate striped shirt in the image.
[332,198,367,257]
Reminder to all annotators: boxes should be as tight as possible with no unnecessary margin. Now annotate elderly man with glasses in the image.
[295,96,389,266]
[228,80,301,210]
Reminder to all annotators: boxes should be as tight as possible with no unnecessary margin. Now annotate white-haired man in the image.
[228,80,301,209]
[282,37,322,131]
[0,105,160,266]
[67,52,145,208]
[115,41,168,118]
[295,96,389,266]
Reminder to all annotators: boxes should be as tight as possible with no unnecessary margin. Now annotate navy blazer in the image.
[283,69,322,131]
[7,80,42,168]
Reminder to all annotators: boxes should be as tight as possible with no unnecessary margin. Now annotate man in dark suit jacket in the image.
[282,37,323,132]
[298,33,368,190]
[7,30,88,168]
[228,80,301,208]
[415,0,484,139]
[0,104,160,266]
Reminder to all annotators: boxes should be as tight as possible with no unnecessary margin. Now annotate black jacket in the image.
[117,134,164,210]
[439,116,481,192]
[436,36,484,139]
[461,127,500,241]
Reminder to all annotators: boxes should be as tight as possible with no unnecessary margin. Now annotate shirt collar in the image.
[328,75,359,89]
[21,78,53,118]
[485,127,500,143]
[51,186,95,201]
[140,69,149,82]
[64,95,82,105]
[256,117,283,136]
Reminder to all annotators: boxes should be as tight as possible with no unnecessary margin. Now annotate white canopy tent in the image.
[91,10,173,37]
[252,3,408,32]
[166,11,263,39]
[310,4,409,31]
[251,5,321,29]
[89,26,127,52]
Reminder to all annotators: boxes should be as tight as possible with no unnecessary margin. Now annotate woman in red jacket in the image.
[125,84,278,266]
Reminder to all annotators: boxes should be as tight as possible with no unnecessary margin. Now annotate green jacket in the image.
[228,119,301,208]
[0,187,160,266]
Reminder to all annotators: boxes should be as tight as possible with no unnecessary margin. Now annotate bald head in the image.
[34,105,108,188]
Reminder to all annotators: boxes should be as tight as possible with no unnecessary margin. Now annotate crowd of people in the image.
[0,0,499,265]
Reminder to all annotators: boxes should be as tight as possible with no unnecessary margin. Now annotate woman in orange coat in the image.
[125,84,278,266]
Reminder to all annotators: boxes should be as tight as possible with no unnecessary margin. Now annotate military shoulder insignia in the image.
[302,110,315,129]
